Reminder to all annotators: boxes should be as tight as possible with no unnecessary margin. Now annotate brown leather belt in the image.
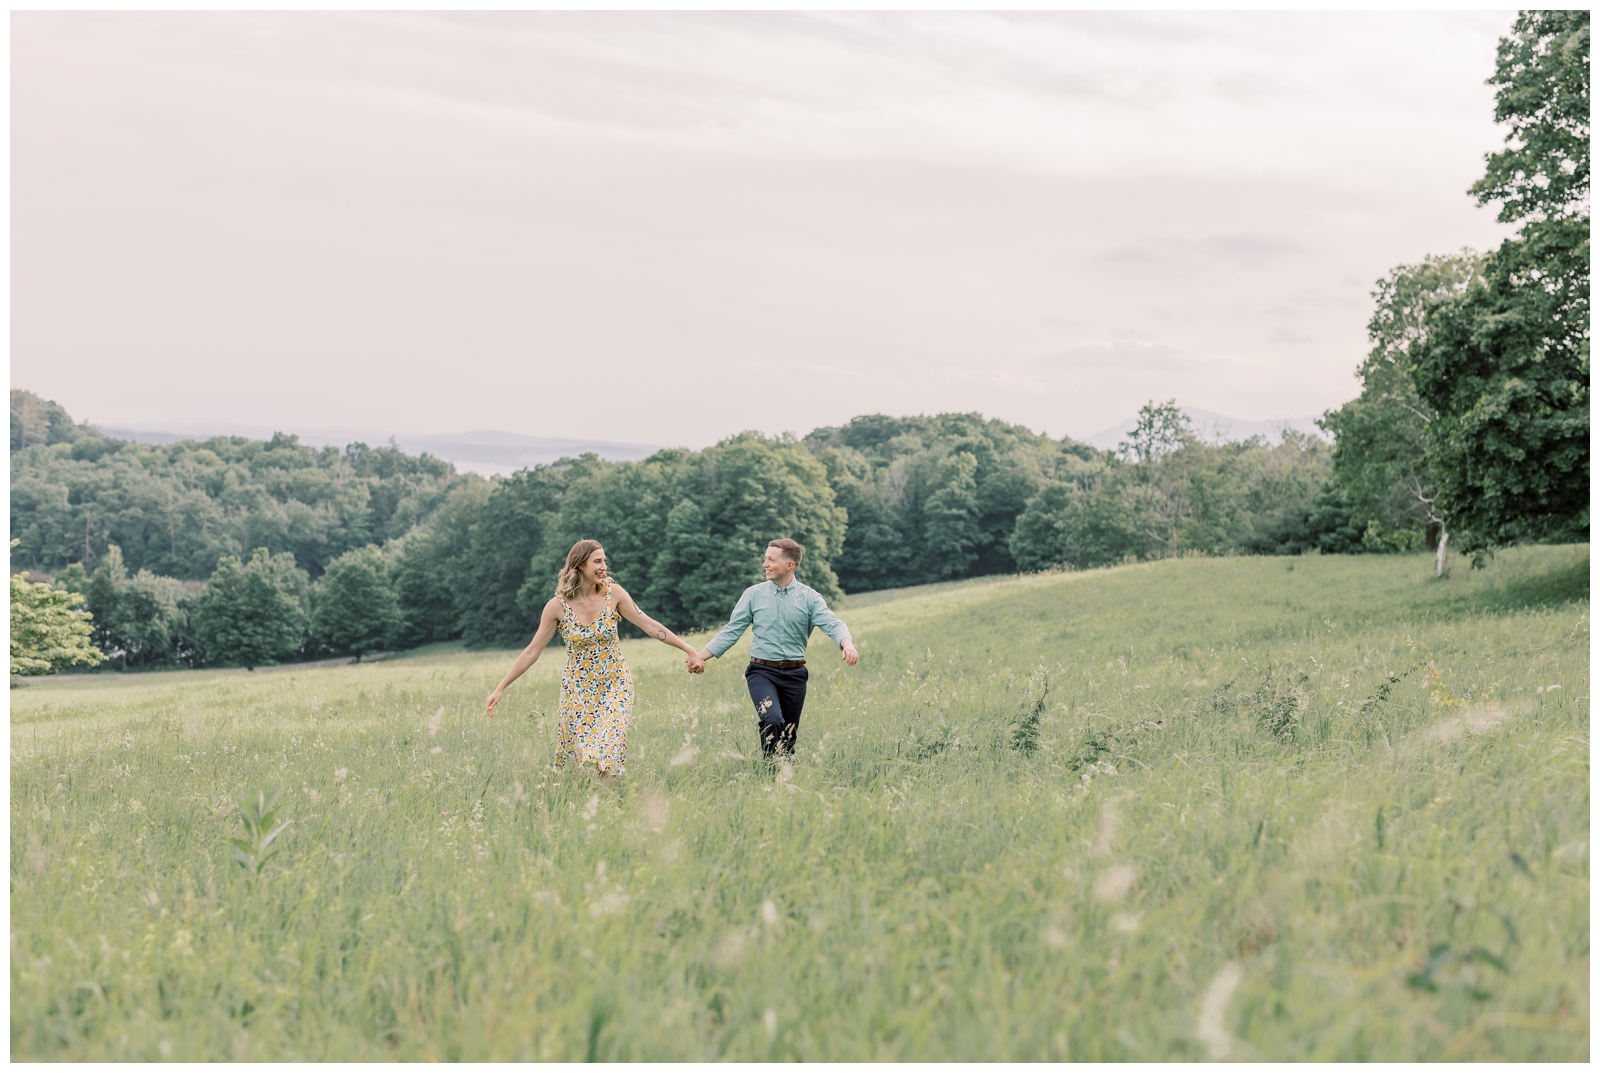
[749,657,806,669]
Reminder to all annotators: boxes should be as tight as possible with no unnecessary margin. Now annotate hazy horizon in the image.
[13,12,1516,444]
[69,400,1326,455]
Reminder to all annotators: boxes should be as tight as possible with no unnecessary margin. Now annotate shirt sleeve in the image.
[705,588,755,659]
[809,590,852,648]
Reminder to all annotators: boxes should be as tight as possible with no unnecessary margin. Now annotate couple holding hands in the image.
[485,538,858,776]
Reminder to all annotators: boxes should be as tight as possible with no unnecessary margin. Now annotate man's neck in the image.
[770,574,796,590]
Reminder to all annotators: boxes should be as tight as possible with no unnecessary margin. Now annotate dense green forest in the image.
[13,389,1349,668]
[11,393,457,580]
[9,11,1587,675]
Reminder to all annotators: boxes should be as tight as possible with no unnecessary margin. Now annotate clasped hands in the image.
[683,643,859,674]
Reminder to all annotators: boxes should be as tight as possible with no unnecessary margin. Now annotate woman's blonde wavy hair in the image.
[555,539,606,601]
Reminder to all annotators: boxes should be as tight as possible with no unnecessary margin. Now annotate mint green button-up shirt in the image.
[705,580,852,662]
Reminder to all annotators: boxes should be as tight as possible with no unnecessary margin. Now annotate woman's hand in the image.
[684,653,705,675]
[486,602,559,717]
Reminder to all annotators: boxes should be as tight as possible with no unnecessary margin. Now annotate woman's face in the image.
[581,548,609,584]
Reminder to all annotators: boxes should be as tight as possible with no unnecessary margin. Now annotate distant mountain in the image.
[96,423,664,477]
[1082,408,1327,452]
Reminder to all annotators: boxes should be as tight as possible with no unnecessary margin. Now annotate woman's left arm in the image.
[614,585,702,662]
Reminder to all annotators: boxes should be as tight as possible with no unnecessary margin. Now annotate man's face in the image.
[763,547,797,582]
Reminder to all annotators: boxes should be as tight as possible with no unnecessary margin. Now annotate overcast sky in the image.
[13,11,1517,447]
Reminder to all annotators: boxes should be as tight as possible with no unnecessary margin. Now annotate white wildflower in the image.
[1092,864,1138,903]
[639,789,669,832]
[1195,961,1243,1059]
[590,891,629,917]
[670,735,700,767]
[1093,804,1121,857]
[712,928,749,967]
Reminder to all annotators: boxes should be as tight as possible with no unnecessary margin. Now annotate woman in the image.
[485,540,704,777]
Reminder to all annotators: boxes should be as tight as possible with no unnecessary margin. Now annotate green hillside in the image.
[10,547,1589,1059]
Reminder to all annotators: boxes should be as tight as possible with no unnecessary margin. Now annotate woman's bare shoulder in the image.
[609,581,635,604]
[542,596,565,616]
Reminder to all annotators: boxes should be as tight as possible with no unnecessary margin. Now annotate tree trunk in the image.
[1434,529,1449,577]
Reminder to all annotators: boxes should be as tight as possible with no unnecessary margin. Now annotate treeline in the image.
[1319,11,1589,563]
[11,391,458,581]
[14,390,1351,671]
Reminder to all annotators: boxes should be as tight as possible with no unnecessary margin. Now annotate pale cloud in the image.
[12,12,1516,445]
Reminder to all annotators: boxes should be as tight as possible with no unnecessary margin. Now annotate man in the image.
[693,538,859,758]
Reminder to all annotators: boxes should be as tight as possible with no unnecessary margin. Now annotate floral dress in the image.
[554,583,635,775]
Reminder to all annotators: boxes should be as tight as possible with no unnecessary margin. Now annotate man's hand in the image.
[841,641,859,666]
[685,653,705,674]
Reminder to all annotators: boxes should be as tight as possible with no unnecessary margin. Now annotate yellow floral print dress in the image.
[554,583,634,775]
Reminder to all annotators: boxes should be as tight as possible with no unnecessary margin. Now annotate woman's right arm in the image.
[485,598,563,717]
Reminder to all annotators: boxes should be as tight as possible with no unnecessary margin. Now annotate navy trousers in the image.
[744,662,809,758]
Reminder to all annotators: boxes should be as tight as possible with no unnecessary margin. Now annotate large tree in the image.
[192,549,308,669]
[312,545,403,659]
[1412,11,1589,556]
[113,570,197,667]
[1320,252,1487,557]
[10,540,105,677]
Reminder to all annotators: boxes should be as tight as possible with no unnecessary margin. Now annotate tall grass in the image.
[10,546,1589,1059]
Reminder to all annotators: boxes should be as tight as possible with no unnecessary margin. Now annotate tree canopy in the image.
[10,546,106,677]
[9,397,1370,662]
[191,549,309,669]
[311,545,403,659]
[1412,10,1589,554]
[1320,252,1486,550]
[10,395,460,582]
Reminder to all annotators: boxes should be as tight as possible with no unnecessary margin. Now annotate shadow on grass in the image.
[1466,546,1589,614]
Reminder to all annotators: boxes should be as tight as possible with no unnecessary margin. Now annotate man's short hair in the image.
[768,538,804,566]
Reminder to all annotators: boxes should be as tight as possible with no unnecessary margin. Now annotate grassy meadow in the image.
[10,546,1590,1060]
